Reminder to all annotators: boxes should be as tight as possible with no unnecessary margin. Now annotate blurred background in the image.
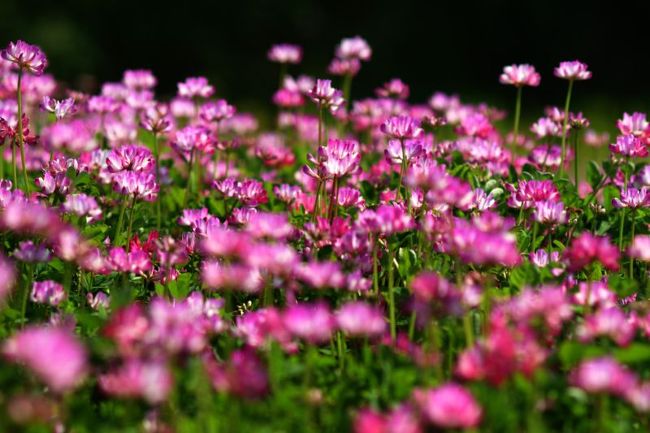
[2,0,649,129]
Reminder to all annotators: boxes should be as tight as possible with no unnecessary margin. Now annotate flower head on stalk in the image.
[122,69,157,90]
[381,115,423,140]
[308,79,344,113]
[31,280,65,306]
[1,40,48,75]
[140,103,172,135]
[112,172,159,202]
[319,138,361,178]
[177,76,215,99]
[200,99,236,123]
[0,115,38,146]
[609,134,648,158]
[554,61,592,81]
[172,125,215,156]
[376,78,410,99]
[564,232,620,272]
[533,200,567,225]
[617,112,650,137]
[413,383,482,429]
[41,96,76,120]
[335,36,372,61]
[612,187,650,209]
[328,58,361,77]
[267,44,302,64]
[499,64,540,87]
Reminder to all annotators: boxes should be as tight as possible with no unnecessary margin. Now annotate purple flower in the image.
[122,69,157,90]
[336,301,386,337]
[554,60,592,81]
[380,115,423,140]
[384,139,424,165]
[200,99,236,123]
[571,357,636,396]
[41,96,76,120]
[335,36,372,61]
[282,302,335,344]
[376,78,410,99]
[617,112,649,136]
[629,235,650,262]
[31,280,66,306]
[612,187,650,209]
[308,79,344,113]
[106,144,155,173]
[413,383,482,429]
[267,44,302,64]
[177,76,215,99]
[112,171,159,201]
[533,200,567,225]
[609,134,648,158]
[3,326,87,392]
[140,103,172,135]
[87,291,110,310]
[63,193,103,223]
[499,64,541,87]
[1,40,48,75]
[13,240,50,263]
[320,138,361,178]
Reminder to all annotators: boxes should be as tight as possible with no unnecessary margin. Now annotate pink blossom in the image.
[499,64,541,87]
[413,383,482,429]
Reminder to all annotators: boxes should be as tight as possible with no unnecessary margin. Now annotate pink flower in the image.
[564,233,620,272]
[267,44,302,64]
[112,171,159,201]
[63,193,103,223]
[177,76,215,99]
[571,357,636,396]
[320,138,361,178]
[617,112,649,136]
[172,125,214,155]
[99,359,172,404]
[380,115,423,140]
[376,78,410,99]
[308,79,344,113]
[200,99,236,123]
[385,139,424,165]
[328,58,361,76]
[533,200,567,225]
[41,96,76,120]
[282,302,335,344]
[554,60,592,80]
[204,348,269,399]
[629,235,650,262]
[123,69,157,90]
[335,36,372,61]
[0,254,16,303]
[612,187,650,209]
[31,280,65,306]
[140,103,172,135]
[3,326,87,392]
[506,179,560,209]
[1,40,48,75]
[336,301,386,337]
[499,64,541,87]
[610,134,648,158]
[413,383,482,429]
[577,307,636,346]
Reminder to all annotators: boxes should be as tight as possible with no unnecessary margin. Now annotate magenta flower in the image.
[177,76,215,99]
[63,193,103,223]
[629,235,650,262]
[328,58,361,76]
[413,383,482,429]
[200,99,236,123]
[533,200,567,225]
[106,144,155,173]
[112,171,159,201]
[564,232,620,272]
[609,134,648,158]
[571,357,636,396]
[204,348,269,399]
[612,187,650,209]
[1,40,48,75]
[506,179,560,209]
[140,103,172,135]
[385,139,424,165]
[577,307,636,346]
[31,280,66,306]
[99,359,172,404]
[554,60,592,81]
[282,302,335,344]
[122,69,157,90]
[267,44,302,64]
[0,254,16,304]
[172,125,215,155]
[87,291,110,310]
[3,326,87,392]
[308,79,344,113]
[87,95,120,114]
[335,36,372,61]
[617,112,649,136]
[380,115,423,140]
[499,64,541,87]
[336,301,386,338]
[14,240,50,263]
[319,138,361,178]
[41,96,76,120]
[376,78,410,99]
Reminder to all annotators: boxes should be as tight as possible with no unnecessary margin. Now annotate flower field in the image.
[0,37,649,432]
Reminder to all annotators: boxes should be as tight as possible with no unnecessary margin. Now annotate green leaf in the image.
[586,161,603,189]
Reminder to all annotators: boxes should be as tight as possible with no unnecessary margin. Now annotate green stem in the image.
[114,200,127,245]
[16,70,30,194]
[126,197,137,252]
[152,132,161,231]
[573,129,579,186]
[336,331,345,371]
[559,79,574,176]
[630,210,636,277]
[396,139,406,202]
[408,310,417,340]
[317,105,324,148]
[531,221,539,253]
[183,150,195,208]
[312,180,323,222]
[618,208,626,252]
[372,238,380,297]
[327,177,339,222]
[387,242,396,341]
[11,141,17,187]
[512,86,523,152]
[20,263,33,328]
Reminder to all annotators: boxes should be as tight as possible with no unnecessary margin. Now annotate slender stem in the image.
[372,237,379,297]
[336,331,345,371]
[152,132,161,231]
[512,86,523,151]
[559,79,574,175]
[573,129,579,186]
[408,310,417,340]
[387,242,396,341]
[0,139,4,179]
[630,210,636,277]
[16,70,30,194]
[618,208,626,252]
[312,180,323,222]
[396,139,406,202]
[20,263,33,328]
[11,141,17,187]
[126,197,137,252]
[183,150,195,208]
[328,177,339,222]
[531,221,538,253]
[114,200,127,245]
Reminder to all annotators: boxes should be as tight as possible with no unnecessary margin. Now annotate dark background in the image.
[3,0,650,123]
